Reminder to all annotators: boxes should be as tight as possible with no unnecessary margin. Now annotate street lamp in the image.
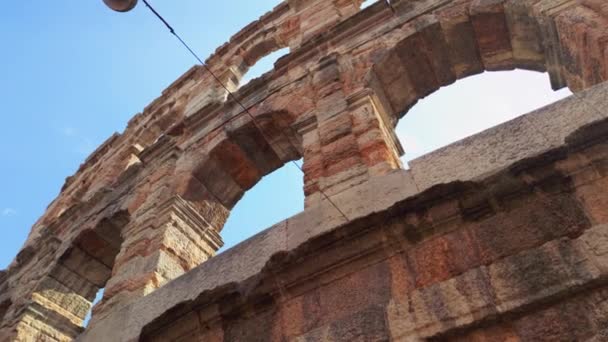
[103,0,138,12]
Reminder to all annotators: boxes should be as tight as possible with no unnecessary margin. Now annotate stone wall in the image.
[1,0,608,341]
[80,82,608,342]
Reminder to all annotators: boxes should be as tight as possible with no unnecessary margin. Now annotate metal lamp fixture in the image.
[103,0,138,12]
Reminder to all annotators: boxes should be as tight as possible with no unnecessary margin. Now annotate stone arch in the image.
[69,211,129,320]
[198,4,300,96]
[240,37,285,69]
[367,0,608,124]
[230,35,291,91]
[176,110,303,232]
[1,211,130,341]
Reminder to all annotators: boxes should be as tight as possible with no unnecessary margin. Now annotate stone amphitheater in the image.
[1,0,608,340]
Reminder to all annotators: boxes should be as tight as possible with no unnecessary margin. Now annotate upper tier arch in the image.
[367,0,608,124]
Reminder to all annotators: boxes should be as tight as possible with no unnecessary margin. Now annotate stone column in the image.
[91,196,223,323]
[302,56,403,207]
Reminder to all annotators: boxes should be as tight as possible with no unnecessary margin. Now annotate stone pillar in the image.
[91,196,223,323]
[183,66,241,118]
[302,56,403,207]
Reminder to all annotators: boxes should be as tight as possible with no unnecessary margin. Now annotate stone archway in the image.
[368,0,608,125]
[175,110,302,219]
[0,211,128,341]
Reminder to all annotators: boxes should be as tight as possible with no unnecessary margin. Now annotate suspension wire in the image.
[140,0,350,221]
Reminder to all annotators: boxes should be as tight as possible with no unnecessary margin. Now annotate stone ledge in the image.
[409,81,608,191]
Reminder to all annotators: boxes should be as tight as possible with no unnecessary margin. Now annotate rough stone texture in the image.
[2,0,608,341]
[81,107,608,341]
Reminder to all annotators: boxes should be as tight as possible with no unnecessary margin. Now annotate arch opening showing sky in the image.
[397,70,572,165]
[240,47,291,87]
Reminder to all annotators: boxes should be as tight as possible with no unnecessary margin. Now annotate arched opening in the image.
[369,1,608,125]
[83,289,104,327]
[368,0,608,170]
[396,70,573,164]
[29,211,128,340]
[178,108,303,251]
[220,161,304,251]
[239,47,290,88]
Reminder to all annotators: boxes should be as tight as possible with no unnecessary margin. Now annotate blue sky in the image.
[0,0,571,269]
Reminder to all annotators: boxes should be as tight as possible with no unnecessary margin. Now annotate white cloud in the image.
[1,208,17,217]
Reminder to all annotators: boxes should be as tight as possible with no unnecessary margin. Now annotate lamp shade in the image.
[103,0,138,12]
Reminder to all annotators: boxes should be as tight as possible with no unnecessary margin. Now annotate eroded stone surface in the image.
[82,109,608,342]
